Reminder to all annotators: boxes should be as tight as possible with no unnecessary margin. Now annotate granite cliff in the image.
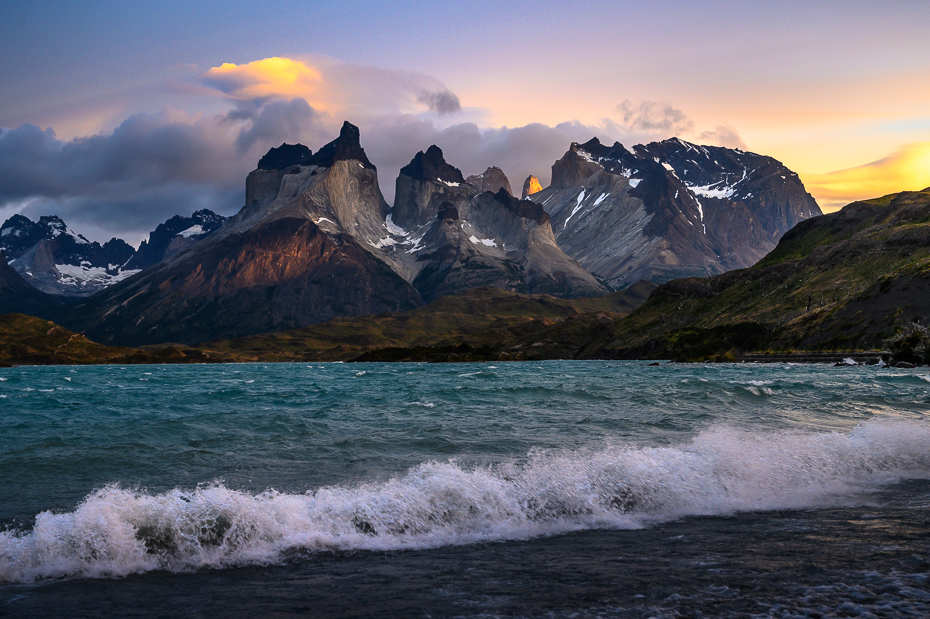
[527,137,821,288]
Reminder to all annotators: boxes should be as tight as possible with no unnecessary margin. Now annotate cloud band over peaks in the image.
[201,57,462,118]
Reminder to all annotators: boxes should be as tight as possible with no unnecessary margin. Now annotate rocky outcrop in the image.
[386,148,609,302]
[533,137,821,288]
[126,209,228,270]
[392,145,470,230]
[257,143,312,170]
[466,167,513,196]
[522,175,543,199]
[1,215,137,297]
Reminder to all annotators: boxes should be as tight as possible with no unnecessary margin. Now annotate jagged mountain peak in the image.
[36,215,88,244]
[399,145,466,185]
[466,166,513,196]
[1,214,36,231]
[257,143,313,170]
[126,209,229,271]
[309,120,375,170]
[522,175,543,199]
[255,121,374,173]
[535,135,822,289]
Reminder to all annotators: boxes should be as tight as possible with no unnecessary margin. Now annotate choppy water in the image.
[2,361,930,617]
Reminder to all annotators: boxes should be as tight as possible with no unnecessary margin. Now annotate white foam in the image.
[3,419,930,583]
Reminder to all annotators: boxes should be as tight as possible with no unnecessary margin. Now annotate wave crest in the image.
[3,418,930,583]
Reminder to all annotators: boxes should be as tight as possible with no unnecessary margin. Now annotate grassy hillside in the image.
[204,282,656,361]
[0,281,656,365]
[587,188,930,359]
[0,314,226,365]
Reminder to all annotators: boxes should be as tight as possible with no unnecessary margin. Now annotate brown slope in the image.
[203,281,656,362]
[0,314,229,365]
[56,218,423,346]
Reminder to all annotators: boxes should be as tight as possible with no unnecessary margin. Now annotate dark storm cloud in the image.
[417,90,462,115]
[0,103,331,245]
[232,98,328,153]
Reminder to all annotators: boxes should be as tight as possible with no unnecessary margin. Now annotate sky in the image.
[1,0,929,245]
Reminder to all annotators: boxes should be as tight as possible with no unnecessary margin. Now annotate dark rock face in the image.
[400,145,466,185]
[1,215,138,297]
[0,251,62,316]
[307,121,375,170]
[0,215,46,258]
[437,202,459,221]
[126,209,228,270]
[466,166,513,196]
[533,137,822,288]
[257,143,313,170]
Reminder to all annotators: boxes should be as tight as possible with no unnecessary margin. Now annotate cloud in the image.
[417,90,461,115]
[615,100,693,135]
[802,142,930,212]
[0,103,333,245]
[698,124,747,150]
[231,98,328,153]
[200,57,463,119]
[0,57,754,245]
[202,57,326,105]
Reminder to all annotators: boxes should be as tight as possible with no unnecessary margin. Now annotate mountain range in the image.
[527,137,820,288]
[1,121,823,347]
[1,210,228,297]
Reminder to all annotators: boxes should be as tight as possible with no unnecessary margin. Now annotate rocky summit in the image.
[386,146,608,302]
[0,215,136,297]
[465,167,513,196]
[522,175,543,199]
[528,137,820,289]
[126,209,228,271]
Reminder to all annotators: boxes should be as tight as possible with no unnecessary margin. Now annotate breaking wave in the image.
[3,418,930,583]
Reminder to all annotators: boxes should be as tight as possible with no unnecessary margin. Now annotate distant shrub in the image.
[885,323,930,365]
